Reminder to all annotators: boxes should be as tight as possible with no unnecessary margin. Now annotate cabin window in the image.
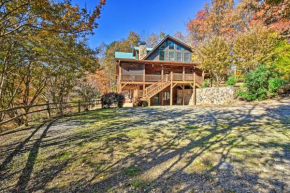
[176,52,183,62]
[168,41,175,49]
[176,44,183,50]
[169,52,175,61]
[159,42,167,50]
[184,53,190,62]
[163,91,170,100]
[159,51,165,61]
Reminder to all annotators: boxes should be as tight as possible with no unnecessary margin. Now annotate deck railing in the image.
[173,73,183,81]
[184,74,194,81]
[145,74,162,82]
[195,74,204,84]
[121,73,203,83]
[121,74,143,82]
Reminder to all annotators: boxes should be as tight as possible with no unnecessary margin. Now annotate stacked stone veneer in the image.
[139,45,147,59]
[177,86,237,105]
[196,86,236,105]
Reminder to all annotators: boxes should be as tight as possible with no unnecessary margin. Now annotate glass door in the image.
[153,93,160,105]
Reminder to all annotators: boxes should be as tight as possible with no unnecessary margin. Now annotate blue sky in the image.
[71,0,207,48]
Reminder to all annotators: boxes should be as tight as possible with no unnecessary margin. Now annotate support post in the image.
[182,85,185,106]
[118,63,122,93]
[78,100,81,113]
[143,64,145,97]
[170,71,173,106]
[183,66,185,81]
[161,65,164,82]
[193,83,196,106]
[148,99,151,107]
[202,70,205,81]
[193,69,196,106]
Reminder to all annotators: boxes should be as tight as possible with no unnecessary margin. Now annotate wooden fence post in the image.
[78,100,81,113]
[47,102,51,118]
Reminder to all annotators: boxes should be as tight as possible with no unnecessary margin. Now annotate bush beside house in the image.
[101,93,125,108]
[238,65,287,101]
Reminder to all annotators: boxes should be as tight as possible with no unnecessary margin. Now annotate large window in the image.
[169,52,175,61]
[160,42,167,49]
[176,44,183,50]
[163,91,170,100]
[176,52,183,62]
[159,51,165,61]
[184,53,190,62]
[168,41,175,49]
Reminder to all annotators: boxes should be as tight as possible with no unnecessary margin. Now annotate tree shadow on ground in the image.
[0,101,289,192]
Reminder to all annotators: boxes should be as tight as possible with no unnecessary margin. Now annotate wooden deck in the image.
[116,60,206,107]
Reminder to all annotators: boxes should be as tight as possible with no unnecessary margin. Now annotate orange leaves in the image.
[88,70,110,95]
[253,0,290,37]
[186,0,237,45]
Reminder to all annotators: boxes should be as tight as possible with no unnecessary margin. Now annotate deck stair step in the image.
[140,79,171,101]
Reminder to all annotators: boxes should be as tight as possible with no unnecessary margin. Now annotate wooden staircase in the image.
[140,78,171,101]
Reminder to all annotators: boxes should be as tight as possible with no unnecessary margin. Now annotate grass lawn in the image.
[0,100,290,193]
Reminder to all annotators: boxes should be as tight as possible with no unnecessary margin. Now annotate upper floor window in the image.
[184,53,190,62]
[176,52,183,62]
[169,52,175,61]
[168,41,175,49]
[159,51,165,61]
[176,44,183,50]
[160,42,167,50]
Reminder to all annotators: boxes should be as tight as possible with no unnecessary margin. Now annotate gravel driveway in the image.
[0,99,289,193]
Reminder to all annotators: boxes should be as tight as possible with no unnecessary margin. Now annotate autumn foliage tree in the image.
[0,0,106,125]
[232,25,279,73]
[255,0,290,39]
[187,0,237,45]
[196,36,232,85]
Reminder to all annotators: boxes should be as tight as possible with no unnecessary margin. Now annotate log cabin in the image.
[115,35,205,107]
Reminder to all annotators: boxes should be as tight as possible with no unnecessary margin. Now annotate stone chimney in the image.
[139,42,147,60]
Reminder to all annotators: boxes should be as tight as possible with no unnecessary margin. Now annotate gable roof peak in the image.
[142,35,192,60]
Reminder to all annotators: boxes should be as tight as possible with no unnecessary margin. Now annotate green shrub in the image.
[238,64,285,101]
[226,77,235,86]
[268,77,285,96]
[101,92,125,108]
[202,79,211,88]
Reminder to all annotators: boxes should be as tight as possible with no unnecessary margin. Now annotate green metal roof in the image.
[133,47,153,51]
[115,52,136,59]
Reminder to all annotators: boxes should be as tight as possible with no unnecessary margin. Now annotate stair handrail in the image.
[144,75,170,97]
[146,81,171,98]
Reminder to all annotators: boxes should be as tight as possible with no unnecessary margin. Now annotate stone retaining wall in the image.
[196,86,236,105]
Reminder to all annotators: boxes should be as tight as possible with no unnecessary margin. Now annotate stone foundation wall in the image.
[196,86,236,105]
[177,86,236,105]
